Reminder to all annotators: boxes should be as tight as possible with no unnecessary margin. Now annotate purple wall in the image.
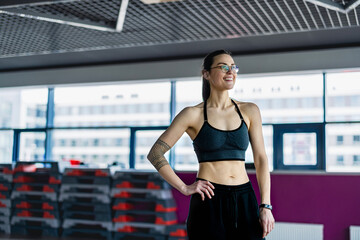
[172,172,360,240]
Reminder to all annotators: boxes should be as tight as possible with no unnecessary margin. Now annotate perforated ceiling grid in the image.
[0,0,359,58]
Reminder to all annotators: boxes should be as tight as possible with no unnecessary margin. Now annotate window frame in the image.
[12,128,47,162]
[273,123,325,170]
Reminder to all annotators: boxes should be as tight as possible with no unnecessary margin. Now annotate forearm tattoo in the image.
[147,139,171,171]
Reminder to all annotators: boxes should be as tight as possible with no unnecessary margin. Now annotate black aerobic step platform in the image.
[62,176,110,185]
[62,228,112,240]
[12,208,60,219]
[61,183,110,194]
[114,222,167,235]
[11,225,59,237]
[13,199,59,211]
[166,224,188,240]
[64,168,110,177]
[112,198,176,212]
[0,182,11,192]
[63,210,111,221]
[0,164,13,183]
[114,232,166,240]
[113,210,177,225]
[61,169,111,190]
[13,161,59,173]
[113,171,163,181]
[0,223,10,234]
[62,219,113,231]
[62,201,111,213]
[112,179,170,190]
[13,174,61,184]
[0,216,10,224]
[0,208,10,217]
[59,192,110,203]
[12,161,60,183]
[13,183,59,193]
[0,199,10,208]
[11,191,57,201]
[111,188,173,200]
[11,216,60,228]
[0,191,10,199]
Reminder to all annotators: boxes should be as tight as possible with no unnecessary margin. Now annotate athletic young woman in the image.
[147,50,275,240]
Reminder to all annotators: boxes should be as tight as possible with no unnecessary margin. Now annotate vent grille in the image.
[350,226,360,240]
[1,0,360,58]
[267,222,323,240]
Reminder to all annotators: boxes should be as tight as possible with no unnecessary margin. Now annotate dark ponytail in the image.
[202,49,232,102]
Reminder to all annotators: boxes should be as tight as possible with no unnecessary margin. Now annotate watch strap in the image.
[259,204,272,210]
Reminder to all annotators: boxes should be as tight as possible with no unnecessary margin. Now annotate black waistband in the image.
[196,177,252,192]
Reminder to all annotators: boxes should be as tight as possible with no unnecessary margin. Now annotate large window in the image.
[50,129,130,169]
[245,125,274,171]
[19,132,46,161]
[325,71,360,172]
[54,82,171,127]
[0,71,359,173]
[0,131,13,163]
[326,72,360,122]
[175,79,202,114]
[230,74,324,123]
[326,124,360,172]
[173,134,199,171]
[0,88,48,128]
[227,74,324,171]
[135,130,169,170]
[175,79,202,171]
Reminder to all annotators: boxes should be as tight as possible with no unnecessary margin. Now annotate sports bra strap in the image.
[204,98,244,121]
[231,99,244,120]
[203,99,208,121]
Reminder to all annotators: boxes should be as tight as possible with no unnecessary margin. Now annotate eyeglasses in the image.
[210,65,239,74]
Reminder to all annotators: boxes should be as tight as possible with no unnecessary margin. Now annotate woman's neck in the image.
[207,92,231,109]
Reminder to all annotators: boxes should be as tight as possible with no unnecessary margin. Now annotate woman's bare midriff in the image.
[197,160,250,185]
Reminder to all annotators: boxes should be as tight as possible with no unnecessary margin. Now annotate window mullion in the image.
[45,88,55,161]
[169,80,176,168]
[12,130,20,163]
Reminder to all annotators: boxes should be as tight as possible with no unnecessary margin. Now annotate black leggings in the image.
[186,178,265,240]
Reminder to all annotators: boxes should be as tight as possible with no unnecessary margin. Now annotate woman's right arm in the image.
[147,107,215,201]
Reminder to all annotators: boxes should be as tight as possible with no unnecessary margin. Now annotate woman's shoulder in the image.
[231,99,261,118]
[175,102,204,121]
[232,99,259,110]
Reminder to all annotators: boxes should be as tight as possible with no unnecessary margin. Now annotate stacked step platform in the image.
[166,224,188,240]
[111,171,179,240]
[60,167,112,240]
[0,164,12,235]
[10,161,61,237]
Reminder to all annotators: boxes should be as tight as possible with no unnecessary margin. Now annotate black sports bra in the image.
[192,99,249,163]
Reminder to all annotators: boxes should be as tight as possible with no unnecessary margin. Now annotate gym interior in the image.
[0,0,360,240]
